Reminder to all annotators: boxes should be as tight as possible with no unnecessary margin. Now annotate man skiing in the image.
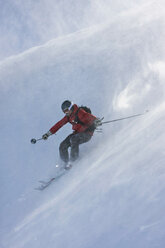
[42,100,101,169]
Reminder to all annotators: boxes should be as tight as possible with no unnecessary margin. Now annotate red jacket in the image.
[50,104,97,135]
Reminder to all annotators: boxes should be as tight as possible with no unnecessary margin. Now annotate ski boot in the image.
[64,163,72,170]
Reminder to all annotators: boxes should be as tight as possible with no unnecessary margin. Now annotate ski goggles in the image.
[63,102,74,113]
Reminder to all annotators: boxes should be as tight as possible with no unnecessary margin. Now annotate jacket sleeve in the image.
[49,116,69,134]
[78,109,96,126]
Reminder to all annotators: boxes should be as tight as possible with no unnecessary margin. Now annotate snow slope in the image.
[0,1,165,247]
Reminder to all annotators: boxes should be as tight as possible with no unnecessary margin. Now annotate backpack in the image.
[79,106,91,114]
[74,106,96,132]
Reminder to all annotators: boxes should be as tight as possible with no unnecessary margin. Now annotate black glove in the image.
[42,131,52,140]
[94,118,103,128]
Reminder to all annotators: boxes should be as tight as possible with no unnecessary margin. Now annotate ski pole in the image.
[101,110,149,125]
[31,138,43,144]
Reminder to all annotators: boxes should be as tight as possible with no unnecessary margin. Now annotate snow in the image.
[0,0,165,247]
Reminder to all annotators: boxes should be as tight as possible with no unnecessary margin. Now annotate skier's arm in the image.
[42,116,68,140]
[78,109,102,128]
[78,109,97,126]
[49,115,69,134]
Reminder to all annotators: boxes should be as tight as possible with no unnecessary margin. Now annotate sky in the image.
[0,0,165,247]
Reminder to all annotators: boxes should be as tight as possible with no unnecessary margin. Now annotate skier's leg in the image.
[70,132,91,161]
[59,134,73,163]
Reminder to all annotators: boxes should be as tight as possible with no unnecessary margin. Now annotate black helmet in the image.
[61,100,73,112]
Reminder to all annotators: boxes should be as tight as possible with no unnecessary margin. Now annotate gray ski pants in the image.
[59,132,92,163]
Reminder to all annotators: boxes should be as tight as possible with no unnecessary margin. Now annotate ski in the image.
[35,178,56,190]
[35,169,68,191]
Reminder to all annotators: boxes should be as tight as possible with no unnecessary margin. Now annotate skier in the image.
[42,100,101,169]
